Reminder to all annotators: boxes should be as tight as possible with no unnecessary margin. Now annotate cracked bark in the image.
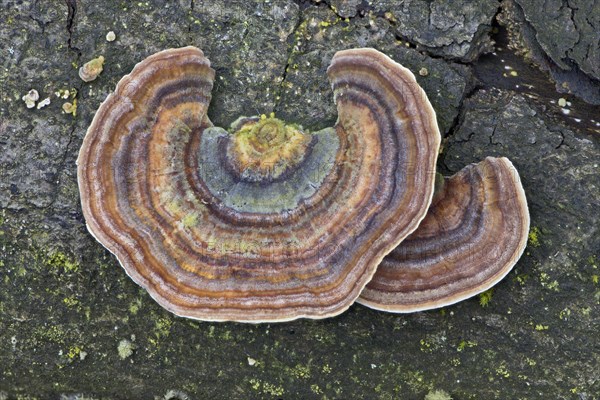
[64,0,80,54]
[503,0,600,104]
[1,1,599,398]
[273,7,305,115]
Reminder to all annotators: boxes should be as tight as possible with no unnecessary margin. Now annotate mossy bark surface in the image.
[1,1,599,399]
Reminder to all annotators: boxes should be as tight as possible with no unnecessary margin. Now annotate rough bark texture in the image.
[499,0,600,104]
[1,0,599,399]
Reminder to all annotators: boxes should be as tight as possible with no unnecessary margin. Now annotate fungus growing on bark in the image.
[77,47,440,322]
[358,157,530,312]
[79,56,105,82]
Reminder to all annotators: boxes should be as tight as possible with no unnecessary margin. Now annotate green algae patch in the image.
[45,251,79,273]
[34,325,67,344]
[148,313,174,347]
[249,378,285,397]
[539,272,560,292]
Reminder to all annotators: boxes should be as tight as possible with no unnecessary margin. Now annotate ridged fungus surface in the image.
[358,157,530,312]
[77,47,441,322]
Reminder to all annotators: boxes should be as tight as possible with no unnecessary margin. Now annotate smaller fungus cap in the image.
[77,46,441,322]
[358,157,530,312]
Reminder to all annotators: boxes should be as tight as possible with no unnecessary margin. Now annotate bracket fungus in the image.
[358,157,530,312]
[77,47,441,322]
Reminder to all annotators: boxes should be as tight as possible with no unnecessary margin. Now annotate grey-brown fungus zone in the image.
[76,47,441,322]
[358,157,530,312]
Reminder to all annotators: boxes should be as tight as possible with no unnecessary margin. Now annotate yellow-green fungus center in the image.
[227,116,313,183]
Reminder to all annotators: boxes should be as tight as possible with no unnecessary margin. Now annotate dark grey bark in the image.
[1,0,599,399]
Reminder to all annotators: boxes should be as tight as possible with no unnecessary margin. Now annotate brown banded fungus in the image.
[77,47,441,322]
[358,157,530,312]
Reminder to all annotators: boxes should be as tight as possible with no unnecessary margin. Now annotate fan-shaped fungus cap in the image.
[358,157,530,312]
[77,47,440,322]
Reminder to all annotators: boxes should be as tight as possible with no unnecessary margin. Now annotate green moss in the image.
[34,325,67,344]
[420,338,433,353]
[539,272,560,291]
[558,308,571,320]
[129,298,143,315]
[425,389,453,400]
[249,379,260,391]
[580,307,591,317]
[514,273,529,285]
[495,362,511,378]
[66,345,83,360]
[155,316,173,335]
[456,340,477,352]
[262,382,284,397]
[289,363,311,379]
[249,378,285,397]
[527,226,541,248]
[403,370,431,393]
[117,339,136,359]
[219,329,232,341]
[310,384,323,394]
[62,297,79,307]
[149,314,173,346]
[45,251,79,273]
[478,289,493,307]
